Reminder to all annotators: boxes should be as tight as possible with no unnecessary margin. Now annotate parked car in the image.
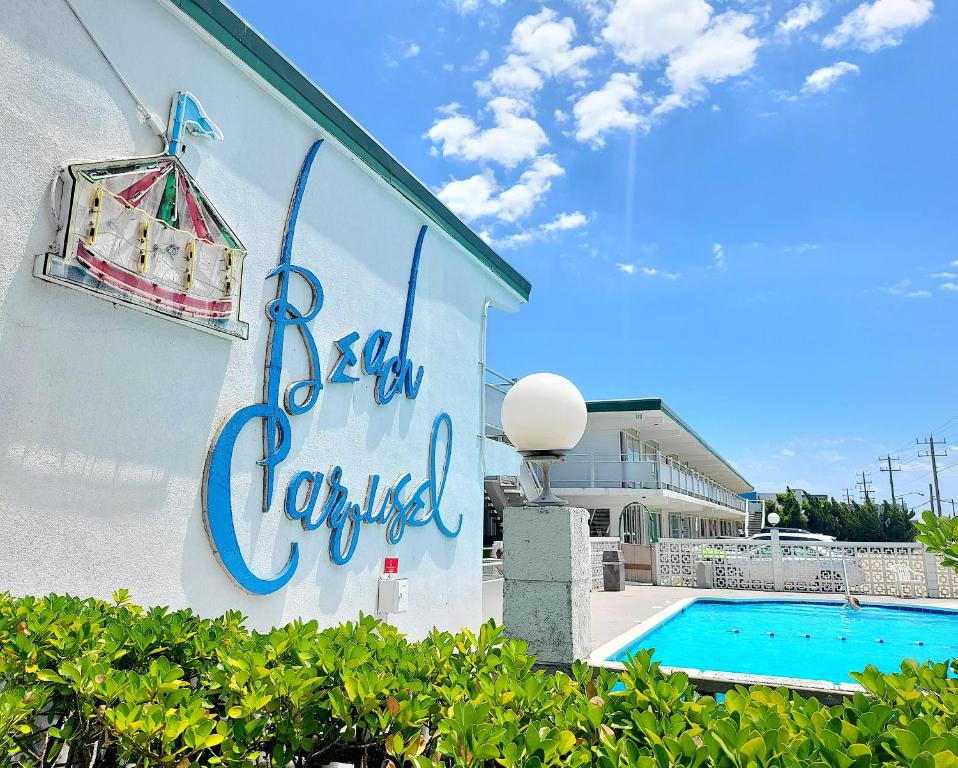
[749,527,837,542]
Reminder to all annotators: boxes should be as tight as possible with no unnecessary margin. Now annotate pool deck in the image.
[592,585,958,649]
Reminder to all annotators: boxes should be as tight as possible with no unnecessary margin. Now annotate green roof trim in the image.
[167,0,531,301]
[586,398,753,492]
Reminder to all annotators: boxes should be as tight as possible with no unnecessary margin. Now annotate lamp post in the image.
[500,373,590,670]
[897,491,924,512]
[501,373,587,505]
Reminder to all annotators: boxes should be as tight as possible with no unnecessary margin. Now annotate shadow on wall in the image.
[0,191,231,588]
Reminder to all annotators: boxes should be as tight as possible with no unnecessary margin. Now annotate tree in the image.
[761,494,916,542]
[774,490,807,528]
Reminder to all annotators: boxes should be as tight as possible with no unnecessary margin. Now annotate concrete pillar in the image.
[922,545,940,598]
[771,528,785,591]
[502,505,592,669]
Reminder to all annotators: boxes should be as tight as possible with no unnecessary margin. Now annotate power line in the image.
[879,455,901,507]
[842,487,854,505]
[917,435,948,517]
[856,471,873,503]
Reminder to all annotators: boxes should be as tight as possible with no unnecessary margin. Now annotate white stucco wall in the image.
[0,0,523,636]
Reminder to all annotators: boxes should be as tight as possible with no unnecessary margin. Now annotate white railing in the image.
[551,454,747,514]
[591,537,622,590]
[656,536,950,598]
[482,557,504,581]
[483,367,515,444]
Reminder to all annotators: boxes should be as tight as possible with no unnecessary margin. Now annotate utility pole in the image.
[842,487,854,505]
[856,471,873,503]
[879,455,901,508]
[917,435,948,517]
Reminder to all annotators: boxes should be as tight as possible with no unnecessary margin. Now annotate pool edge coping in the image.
[589,595,879,697]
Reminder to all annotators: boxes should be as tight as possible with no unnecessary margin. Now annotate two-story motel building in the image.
[549,399,752,543]
[484,389,754,555]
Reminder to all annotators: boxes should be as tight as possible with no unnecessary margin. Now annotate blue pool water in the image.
[609,599,958,684]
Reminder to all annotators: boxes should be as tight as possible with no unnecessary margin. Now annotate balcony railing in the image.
[483,367,516,444]
[550,454,747,514]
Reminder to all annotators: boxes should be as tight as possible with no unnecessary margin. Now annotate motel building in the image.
[484,390,759,582]
[0,0,532,637]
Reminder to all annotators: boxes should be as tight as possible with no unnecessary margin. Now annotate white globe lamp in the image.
[767,512,781,527]
[501,373,587,505]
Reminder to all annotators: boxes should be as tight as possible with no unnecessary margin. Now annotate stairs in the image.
[483,475,527,542]
[745,501,765,536]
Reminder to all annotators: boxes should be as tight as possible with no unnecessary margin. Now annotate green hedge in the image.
[2,591,957,767]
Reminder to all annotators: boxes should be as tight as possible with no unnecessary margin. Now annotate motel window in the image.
[648,510,660,543]
[620,431,642,462]
[669,514,680,538]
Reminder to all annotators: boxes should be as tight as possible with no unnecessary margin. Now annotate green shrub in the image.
[916,510,958,569]
[1,591,957,766]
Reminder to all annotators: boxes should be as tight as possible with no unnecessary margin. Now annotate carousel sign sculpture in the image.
[41,92,461,595]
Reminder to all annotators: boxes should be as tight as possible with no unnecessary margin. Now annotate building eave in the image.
[586,398,754,494]
[166,0,532,302]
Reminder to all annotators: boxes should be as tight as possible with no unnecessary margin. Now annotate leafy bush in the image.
[916,510,958,569]
[2,591,957,766]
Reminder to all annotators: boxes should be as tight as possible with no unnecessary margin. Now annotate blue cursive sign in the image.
[203,139,461,594]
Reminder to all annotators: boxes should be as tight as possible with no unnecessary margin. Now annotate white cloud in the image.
[616,263,681,278]
[712,242,726,268]
[802,61,860,93]
[425,97,548,167]
[404,42,421,59]
[573,0,612,25]
[449,0,504,12]
[511,8,598,78]
[641,266,681,279]
[951,260,958,268]
[476,8,596,99]
[467,49,490,71]
[882,279,932,298]
[930,272,956,279]
[573,72,644,146]
[941,283,958,292]
[666,12,760,96]
[601,1,759,116]
[776,1,827,38]
[495,156,565,221]
[542,211,589,232]
[480,55,544,97]
[781,448,796,457]
[435,171,500,221]
[490,210,589,249]
[823,0,934,52]
[554,109,569,123]
[651,92,691,117]
[436,155,564,223]
[784,242,820,253]
[602,0,711,66]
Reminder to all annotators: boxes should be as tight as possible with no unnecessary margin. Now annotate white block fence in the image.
[655,536,957,599]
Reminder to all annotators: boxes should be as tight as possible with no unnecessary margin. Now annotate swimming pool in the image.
[599,598,958,685]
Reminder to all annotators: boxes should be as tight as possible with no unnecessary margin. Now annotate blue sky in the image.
[229,0,956,507]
